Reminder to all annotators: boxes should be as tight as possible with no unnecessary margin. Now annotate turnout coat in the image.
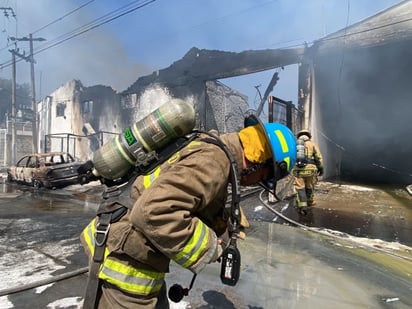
[81,132,244,297]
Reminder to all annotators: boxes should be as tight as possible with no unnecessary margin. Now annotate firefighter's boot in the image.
[306,188,316,206]
[298,206,308,216]
[296,189,308,215]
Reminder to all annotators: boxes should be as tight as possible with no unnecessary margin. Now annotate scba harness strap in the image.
[83,131,241,308]
[83,134,199,309]
[83,184,135,309]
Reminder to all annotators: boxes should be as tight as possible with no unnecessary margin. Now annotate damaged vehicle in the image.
[6,152,90,189]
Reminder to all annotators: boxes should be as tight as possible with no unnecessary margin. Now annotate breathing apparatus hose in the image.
[258,190,412,263]
[0,267,88,297]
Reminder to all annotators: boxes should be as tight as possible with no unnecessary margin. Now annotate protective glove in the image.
[211,229,230,263]
[218,228,230,249]
[317,166,324,176]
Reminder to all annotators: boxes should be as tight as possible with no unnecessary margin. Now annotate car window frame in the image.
[16,156,30,168]
[27,156,39,168]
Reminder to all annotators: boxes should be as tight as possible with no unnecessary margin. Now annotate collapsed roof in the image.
[125,47,305,93]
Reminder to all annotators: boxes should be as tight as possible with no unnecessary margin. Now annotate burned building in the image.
[13,1,411,186]
[121,47,303,133]
[37,80,122,161]
[304,0,412,184]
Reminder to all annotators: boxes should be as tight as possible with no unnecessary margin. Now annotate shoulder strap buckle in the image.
[95,213,111,247]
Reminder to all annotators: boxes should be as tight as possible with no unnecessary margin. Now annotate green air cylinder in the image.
[92,98,196,180]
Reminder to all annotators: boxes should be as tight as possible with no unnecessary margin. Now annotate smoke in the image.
[35,33,151,94]
[135,84,196,122]
[136,85,174,120]
[0,0,402,107]
[314,38,412,184]
[0,1,151,97]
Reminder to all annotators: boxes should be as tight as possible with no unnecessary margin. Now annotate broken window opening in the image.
[82,100,93,114]
[56,103,66,118]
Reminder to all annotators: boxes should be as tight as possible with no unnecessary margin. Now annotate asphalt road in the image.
[0,180,411,309]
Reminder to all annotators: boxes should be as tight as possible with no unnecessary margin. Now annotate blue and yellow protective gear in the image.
[243,115,297,182]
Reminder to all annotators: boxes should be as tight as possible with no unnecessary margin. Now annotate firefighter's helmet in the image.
[243,115,297,182]
[297,129,312,139]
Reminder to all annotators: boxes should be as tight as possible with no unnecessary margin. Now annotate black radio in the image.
[220,244,241,286]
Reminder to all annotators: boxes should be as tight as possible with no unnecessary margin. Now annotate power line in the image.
[1,1,410,71]
[0,0,156,70]
[0,0,94,55]
[32,0,96,35]
[261,9,412,50]
[35,0,155,55]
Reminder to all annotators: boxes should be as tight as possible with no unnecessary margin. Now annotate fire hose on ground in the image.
[1,188,410,298]
[0,267,89,297]
[0,188,262,298]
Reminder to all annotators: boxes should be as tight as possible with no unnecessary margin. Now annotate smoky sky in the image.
[0,0,402,103]
[0,0,152,97]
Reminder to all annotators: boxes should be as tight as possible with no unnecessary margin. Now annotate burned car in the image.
[7,152,90,189]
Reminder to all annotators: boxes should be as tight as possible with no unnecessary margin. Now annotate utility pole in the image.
[2,6,16,164]
[9,34,46,153]
[9,49,17,164]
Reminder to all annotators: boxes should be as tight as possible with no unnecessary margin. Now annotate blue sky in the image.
[0,0,403,108]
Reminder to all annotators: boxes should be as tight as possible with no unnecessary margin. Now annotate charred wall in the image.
[80,85,123,134]
[120,79,248,134]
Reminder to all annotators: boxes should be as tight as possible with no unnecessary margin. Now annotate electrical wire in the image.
[32,0,96,35]
[0,0,94,54]
[4,0,412,70]
[34,0,155,55]
[0,0,156,69]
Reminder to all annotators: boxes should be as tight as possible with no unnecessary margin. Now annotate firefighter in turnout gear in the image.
[293,129,323,215]
[80,113,297,308]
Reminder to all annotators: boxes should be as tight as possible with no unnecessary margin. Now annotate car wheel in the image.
[33,179,42,189]
[78,174,90,185]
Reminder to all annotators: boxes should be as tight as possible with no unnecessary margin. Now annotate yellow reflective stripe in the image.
[188,140,201,152]
[82,218,110,257]
[83,219,164,295]
[82,219,96,252]
[99,257,164,295]
[167,152,180,164]
[294,169,316,176]
[173,220,209,268]
[275,130,291,170]
[275,129,288,153]
[114,135,134,165]
[284,157,290,170]
[143,166,161,188]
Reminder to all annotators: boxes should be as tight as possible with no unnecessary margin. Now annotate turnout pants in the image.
[293,164,318,208]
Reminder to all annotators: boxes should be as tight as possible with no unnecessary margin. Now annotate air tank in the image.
[296,139,305,162]
[296,138,306,167]
[92,98,196,180]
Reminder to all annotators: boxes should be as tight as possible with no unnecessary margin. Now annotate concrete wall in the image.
[37,80,122,161]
